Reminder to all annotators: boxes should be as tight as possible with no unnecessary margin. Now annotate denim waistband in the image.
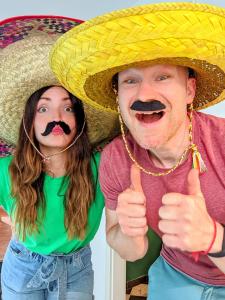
[11,239,90,300]
[27,254,67,300]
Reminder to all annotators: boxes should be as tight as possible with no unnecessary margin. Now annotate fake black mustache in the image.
[41,121,71,136]
[130,100,166,111]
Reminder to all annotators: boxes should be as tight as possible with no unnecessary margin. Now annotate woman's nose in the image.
[51,109,62,121]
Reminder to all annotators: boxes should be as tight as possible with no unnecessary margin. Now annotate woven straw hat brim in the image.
[0,16,119,145]
[50,2,225,112]
[0,139,15,157]
[0,35,59,145]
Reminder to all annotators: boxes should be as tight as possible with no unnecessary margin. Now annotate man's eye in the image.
[37,107,48,113]
[64,107,74,112]
[124,79,137,84]
[156,75,169,81]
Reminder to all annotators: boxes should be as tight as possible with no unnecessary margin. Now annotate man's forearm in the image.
[107,224,148,261]
[208,223,225,273]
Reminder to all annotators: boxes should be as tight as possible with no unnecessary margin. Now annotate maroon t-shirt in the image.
[100,111,225,285]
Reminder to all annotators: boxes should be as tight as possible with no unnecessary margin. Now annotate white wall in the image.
[1,0,139,20]
[90,210,107,299]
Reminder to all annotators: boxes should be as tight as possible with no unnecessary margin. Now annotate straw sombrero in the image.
[0,16,119,146]
[50,2,225,113]
[0,139,14,157]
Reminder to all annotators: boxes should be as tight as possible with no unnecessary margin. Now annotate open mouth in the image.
[135,111,165,124]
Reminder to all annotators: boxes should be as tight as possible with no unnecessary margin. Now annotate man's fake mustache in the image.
[130,100,166,111]
[41,121,71,136]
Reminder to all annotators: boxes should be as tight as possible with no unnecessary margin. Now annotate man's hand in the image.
[116,164,148,237]
[158,168,214,252]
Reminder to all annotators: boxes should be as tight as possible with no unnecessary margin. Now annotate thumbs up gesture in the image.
[116,164,148,237]
[158,168,215,253]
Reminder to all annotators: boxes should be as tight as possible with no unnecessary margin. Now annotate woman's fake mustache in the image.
[41,121,71,136]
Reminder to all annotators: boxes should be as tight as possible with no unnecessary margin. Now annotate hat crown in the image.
[2,33,60,55]
[0,15,120,146]
[50,2,225,112]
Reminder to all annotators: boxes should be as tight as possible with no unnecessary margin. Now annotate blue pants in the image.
[1,239,94,300]
[148,256,225,300]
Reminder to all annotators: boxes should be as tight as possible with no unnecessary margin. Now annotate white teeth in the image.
[138,110,164,115]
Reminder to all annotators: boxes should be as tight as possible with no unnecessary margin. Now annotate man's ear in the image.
[186,78,196,105]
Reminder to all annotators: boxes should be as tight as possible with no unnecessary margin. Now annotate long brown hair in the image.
[10,86,96,240]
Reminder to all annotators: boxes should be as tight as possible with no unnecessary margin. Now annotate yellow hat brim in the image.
[50,2,225,112]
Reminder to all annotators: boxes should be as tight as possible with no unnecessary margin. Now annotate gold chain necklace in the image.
[118,104,206,176]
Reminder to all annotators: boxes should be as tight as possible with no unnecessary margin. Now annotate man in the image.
[50,2,225,299]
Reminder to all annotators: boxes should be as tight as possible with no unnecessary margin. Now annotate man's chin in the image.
[132,134,161,150]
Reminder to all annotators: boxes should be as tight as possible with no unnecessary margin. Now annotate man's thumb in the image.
[187,168,202,197]
[130,164,143,193]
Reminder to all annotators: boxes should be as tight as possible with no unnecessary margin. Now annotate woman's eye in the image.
[64,106,74,112]
[37,107,48,113]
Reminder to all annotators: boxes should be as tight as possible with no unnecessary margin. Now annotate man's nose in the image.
[136,81,158,102]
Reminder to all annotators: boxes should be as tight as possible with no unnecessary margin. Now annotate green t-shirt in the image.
[0,152,104,255]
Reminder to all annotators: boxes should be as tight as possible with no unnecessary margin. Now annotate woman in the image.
[0,16,119,300]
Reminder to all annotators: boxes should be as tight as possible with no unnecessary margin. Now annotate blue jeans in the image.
[148,256,225,300]
[1,239,94,300]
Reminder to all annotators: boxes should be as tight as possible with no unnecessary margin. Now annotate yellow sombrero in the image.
[0,16,119,146]
[50,2,225,113]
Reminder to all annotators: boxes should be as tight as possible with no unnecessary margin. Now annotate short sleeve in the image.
[91,151,105,210]
[0,156,13,213]
[99,144,122,210]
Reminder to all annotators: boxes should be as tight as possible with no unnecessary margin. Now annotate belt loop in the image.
[57,257,67,300]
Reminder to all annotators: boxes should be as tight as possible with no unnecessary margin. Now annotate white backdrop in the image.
[1,1,225,299]
[1,0,225,20]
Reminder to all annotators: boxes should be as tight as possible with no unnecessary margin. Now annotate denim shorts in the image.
[1,239,94,300]
[148,256,225,300]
